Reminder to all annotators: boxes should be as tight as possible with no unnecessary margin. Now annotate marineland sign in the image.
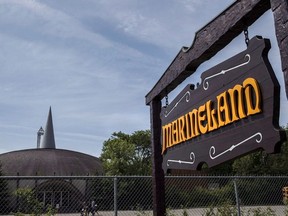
[161,36,286,172]
[146,1,288,214]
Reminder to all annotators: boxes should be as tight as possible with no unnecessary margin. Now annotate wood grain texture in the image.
[271,0,288,98]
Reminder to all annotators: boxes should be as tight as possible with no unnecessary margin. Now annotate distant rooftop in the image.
[0,107,103,176]
[0,148,103,176]
[40,107,56,149]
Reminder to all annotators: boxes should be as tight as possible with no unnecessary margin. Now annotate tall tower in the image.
[40,107,56,149]
[37,127,44,148]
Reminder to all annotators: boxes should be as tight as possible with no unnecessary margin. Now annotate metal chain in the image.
[244,28,249,47]
[165,95,169,107]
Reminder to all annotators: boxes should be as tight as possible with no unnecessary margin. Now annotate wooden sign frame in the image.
[161,36,286,172]
[145,0,288,215]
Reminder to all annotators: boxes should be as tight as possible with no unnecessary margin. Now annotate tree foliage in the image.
[14,188,56,215]
[100,130,151,175]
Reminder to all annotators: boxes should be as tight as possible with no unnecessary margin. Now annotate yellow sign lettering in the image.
[161,77,262,154]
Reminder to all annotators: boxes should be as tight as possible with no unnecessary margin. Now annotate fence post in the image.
[233,178,241,216]
[16,173,19,211]
[114,177,118,216]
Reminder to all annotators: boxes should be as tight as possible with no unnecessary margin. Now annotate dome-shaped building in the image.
[0,107,103,213]
[0,148,103,176]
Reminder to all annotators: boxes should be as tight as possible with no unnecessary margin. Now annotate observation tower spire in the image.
[40,107,56,149]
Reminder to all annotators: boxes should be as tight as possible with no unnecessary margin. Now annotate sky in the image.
[0,0,287,157]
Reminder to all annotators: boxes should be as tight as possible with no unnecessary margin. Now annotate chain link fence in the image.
[1,176,288,215]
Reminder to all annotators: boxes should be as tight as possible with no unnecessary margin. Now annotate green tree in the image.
[14,188,43,215]
[130,130,152,175]
[14,187,56,215]
[100,130,151,175]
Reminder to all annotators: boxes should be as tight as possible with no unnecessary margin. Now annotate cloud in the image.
[1,0,286,159]
[75,0,191,50]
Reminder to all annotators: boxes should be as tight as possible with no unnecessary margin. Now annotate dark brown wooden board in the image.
[161,36,286,172]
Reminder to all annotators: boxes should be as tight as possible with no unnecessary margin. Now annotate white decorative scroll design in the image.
[167,152,195,167]
[203,54,251,90]
[165,91,191,117]
[209,132,262,160]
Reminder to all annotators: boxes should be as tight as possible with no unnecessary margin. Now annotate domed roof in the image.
[0,148,103,176]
